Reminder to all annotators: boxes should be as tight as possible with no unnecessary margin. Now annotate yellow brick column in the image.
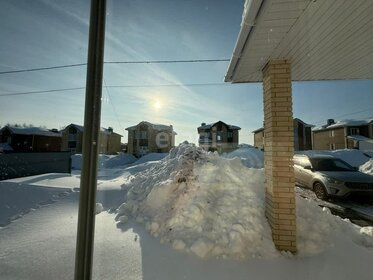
[262,59,297,253]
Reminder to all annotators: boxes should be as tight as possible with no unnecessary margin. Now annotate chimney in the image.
[108,127,113,133]
[201,122,206,126]
[327,119,335,126]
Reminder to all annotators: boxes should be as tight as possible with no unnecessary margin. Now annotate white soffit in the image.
[225,0,373,83]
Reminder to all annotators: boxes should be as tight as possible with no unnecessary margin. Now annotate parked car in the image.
[293,154,373,200]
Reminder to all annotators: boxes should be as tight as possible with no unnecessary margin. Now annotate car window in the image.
[311,158,355,172]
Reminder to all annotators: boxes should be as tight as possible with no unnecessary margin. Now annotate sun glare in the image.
[154,100,162,109]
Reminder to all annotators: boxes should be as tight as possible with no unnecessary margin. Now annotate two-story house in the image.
[253,118,313,151]
[126,121,176,157]
[197,121,240,153]
[60,124,122,154]
[312,119,373,150]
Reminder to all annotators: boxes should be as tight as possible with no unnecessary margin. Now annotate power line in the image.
[0,87,85,97]
[103,78,126,136]
[0,83,228,97]
[312,107,373,125]
[104,59,230,64]
[0,59,230,75]
[0,64,87,75]
[106,82,227,89]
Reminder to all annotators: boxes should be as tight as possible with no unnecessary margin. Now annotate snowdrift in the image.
[116,143,373,259]
[222,144,264,168]
[71,153,137,170]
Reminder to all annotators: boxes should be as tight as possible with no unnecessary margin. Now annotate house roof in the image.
[198,121,241,131]
[63,124,122,136]
[126,121,176,134]
[252,118,313,133]
[252,127,264,134]
[347,135,373,143]
[225,0,373,83]
[0,126,61,137]
[313,119,373,132]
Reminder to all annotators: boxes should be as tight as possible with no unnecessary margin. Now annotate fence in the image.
[0,152,71,180]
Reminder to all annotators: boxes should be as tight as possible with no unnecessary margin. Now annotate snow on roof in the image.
[1,126,61,137]
[198,121,241,130]
[252,118,313,133]
[313,119,373,131]
[347,135,373,142]
[125,121,175,132]
[64,124,122,136]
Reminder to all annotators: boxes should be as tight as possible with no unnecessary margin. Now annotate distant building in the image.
[60,124,122,154]
[197,121,240,153]
[312,119,373,150]
[126,121,176,157]
[253,118,313,151]
[0,125,62,152]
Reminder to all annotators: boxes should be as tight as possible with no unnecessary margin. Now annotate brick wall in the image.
[262,60,297,252]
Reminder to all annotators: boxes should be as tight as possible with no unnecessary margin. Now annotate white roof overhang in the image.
[225,0,373,83]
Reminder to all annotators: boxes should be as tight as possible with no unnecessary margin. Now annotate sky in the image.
[0,0,372,145]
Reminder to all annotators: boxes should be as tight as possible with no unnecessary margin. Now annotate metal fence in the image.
[0,152,71,180]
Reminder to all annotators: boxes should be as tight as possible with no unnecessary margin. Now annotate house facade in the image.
[197,121,240,153]
[312,119,373,150]
[253,118,313,151]
[0,126,62,152]
[60,124,122,154]
[126,121,176,157]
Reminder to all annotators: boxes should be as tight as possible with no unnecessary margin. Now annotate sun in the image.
[154,100,162,109]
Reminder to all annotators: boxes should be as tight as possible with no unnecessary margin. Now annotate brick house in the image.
[197,121,240,153]
[253,118,313,151]
[0,125,62,152]
[126,121,176,157]
[60,124,122,154]
[312,119,373,150]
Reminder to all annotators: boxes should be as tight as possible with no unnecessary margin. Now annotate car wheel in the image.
[313,182,328,200]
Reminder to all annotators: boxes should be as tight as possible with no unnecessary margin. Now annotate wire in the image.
[106,82,227,89]
[0,59,230,75]
[312,107,373,125]
[104,59,230,64]
[0,87,85,97]
[0,64,87,75]
[103,78,126,136]
[0,83,228,97]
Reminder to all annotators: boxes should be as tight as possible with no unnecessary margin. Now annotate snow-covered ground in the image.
[1,144,373,279]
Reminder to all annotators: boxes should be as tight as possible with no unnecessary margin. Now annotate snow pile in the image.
[359,159,373,175]
[134,153,168,164]
[223,144,263,168]
[71,153,137,170]
[115,143,373,259]
[116,143,278,259]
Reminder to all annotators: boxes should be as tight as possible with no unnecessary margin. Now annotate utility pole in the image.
[74,0,106,279]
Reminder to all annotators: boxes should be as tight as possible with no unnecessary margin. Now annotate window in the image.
[330,143,335,150]
[329,130,334,137]
[350,128,360,135]
[217,132,223,142]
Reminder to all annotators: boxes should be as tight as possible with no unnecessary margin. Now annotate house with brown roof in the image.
[253,118,313,151]
[0,125,62,152]
[126,121,176,157]
[60,124,122,154]
[197,121,240,153]
[312,119,373,150]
